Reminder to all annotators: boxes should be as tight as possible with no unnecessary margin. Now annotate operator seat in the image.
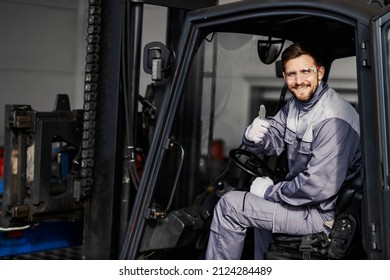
[264,174,365,260]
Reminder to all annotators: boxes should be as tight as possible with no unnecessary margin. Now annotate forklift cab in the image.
[124,0,390,260]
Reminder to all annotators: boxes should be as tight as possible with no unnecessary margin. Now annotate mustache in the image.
[292,82,310,87]
[291,81,311,88]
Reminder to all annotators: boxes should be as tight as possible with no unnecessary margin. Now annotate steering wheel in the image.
[229,148,275,179]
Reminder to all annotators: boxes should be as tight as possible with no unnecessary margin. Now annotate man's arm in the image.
[263,118,360,206]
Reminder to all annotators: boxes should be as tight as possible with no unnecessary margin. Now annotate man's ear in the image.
[317,66,325,81]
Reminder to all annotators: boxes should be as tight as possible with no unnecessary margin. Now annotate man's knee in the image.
[216,191,246,214]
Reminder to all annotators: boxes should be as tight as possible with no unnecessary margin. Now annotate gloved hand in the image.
[250,176,273,198]
[245,118,270,144]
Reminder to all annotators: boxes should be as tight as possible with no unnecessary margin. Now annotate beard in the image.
[290,82,318,102]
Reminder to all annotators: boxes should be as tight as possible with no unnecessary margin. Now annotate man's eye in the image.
[301,69,311,74]
[287,72,296,77]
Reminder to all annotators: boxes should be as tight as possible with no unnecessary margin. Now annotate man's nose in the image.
[295,74,304,84]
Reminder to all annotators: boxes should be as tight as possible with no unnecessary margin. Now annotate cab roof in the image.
[187,0,384,59]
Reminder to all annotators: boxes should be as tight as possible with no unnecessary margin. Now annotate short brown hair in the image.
[281,42,323,70]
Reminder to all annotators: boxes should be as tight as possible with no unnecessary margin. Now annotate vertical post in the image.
[83,0,125,259]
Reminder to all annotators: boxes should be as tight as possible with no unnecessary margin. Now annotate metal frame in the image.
[131,0,215,10]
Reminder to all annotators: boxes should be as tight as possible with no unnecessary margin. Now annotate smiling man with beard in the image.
[205,42,362,260]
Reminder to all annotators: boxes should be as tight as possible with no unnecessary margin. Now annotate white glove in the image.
[250,176,273,198]
[245,118,270,144]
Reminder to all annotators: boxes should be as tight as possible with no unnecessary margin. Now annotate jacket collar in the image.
[293,82,329,112]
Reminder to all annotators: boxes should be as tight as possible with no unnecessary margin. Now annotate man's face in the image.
[283,54,325,102]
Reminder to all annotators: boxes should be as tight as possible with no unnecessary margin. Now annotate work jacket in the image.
[243,82,361,213]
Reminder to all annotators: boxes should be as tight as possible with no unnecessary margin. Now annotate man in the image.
[205,42,361,260]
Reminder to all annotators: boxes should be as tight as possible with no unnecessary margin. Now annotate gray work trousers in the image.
[205,190,332,260]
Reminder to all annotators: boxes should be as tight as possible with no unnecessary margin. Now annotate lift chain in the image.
[74,0,103,201]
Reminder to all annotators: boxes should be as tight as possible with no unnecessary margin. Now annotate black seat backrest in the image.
[328,174,365,259]
[335,174,363,217]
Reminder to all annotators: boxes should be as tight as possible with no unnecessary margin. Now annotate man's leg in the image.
[205,191,275,260]
[205,190,330,260]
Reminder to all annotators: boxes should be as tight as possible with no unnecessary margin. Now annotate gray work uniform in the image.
[205,82,361,260]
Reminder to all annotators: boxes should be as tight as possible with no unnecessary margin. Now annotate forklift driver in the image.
[205,42,362,260]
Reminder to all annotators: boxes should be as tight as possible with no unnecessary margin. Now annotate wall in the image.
[0,0,167,145]
[0,0,87,144]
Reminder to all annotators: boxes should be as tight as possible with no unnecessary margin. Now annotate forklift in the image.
[1,0,390,260]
